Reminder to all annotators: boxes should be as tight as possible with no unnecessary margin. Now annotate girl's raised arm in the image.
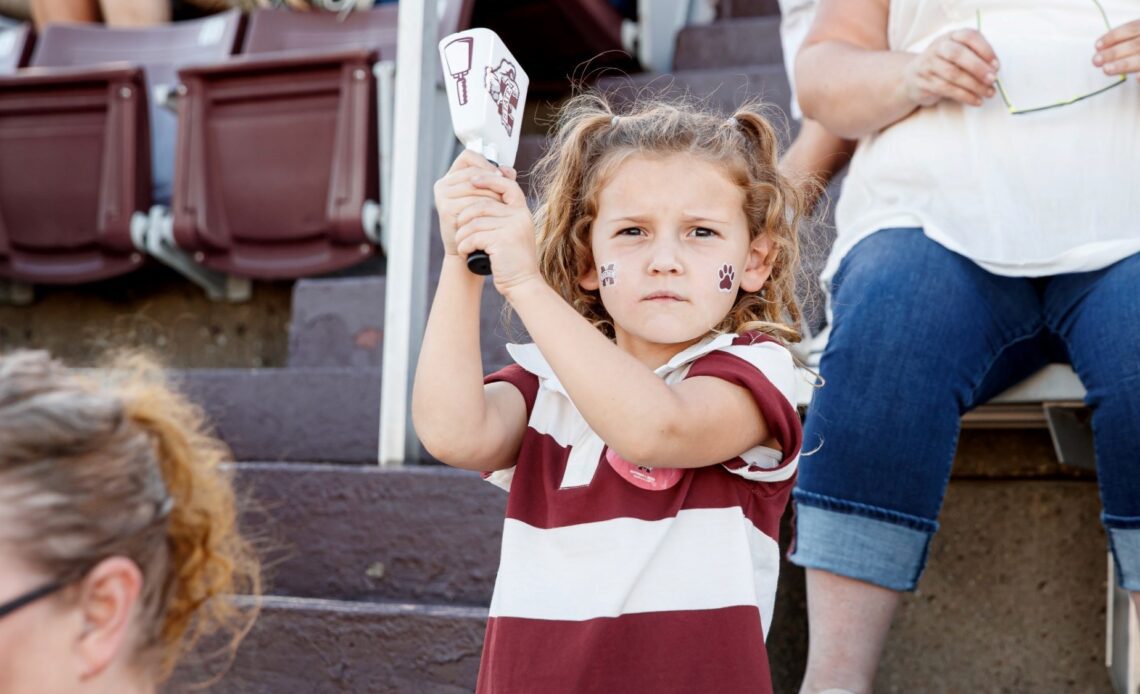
[411,153,528,472]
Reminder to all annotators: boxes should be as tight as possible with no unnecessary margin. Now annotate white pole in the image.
[379,1,438,465]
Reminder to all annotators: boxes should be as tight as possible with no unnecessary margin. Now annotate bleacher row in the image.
[0,5,472,300]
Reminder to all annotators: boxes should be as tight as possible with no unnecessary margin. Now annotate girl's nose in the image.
[647,236,683,274]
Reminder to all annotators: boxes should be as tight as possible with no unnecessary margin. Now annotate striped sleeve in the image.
[684,339,803,484]
[481,364,540,491]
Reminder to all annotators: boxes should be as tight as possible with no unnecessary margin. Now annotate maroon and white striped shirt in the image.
[479,332,802,694]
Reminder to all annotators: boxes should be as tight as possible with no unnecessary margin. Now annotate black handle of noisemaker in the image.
[466,251,492,275]
[465,157,499,276]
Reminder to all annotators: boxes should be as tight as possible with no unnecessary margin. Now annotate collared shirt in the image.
[476,332,803,694]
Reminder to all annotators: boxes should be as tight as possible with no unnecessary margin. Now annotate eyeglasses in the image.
[0,580,68,621]
[977,0,1127,115]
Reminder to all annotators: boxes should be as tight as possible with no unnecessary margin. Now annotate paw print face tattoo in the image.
[718,263,736,292]
[600,263,617,288]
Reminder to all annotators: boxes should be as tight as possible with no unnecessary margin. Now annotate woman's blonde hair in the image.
[529,92,808,343]
[0,350,260,682]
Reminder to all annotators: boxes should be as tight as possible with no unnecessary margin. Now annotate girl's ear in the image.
[580,263,599,291]
[739,233,776,293]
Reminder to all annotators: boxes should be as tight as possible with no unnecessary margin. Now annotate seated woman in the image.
[0,350,260,692]
[788,1,1140,691]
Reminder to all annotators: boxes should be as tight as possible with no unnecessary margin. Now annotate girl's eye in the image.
[691,227,718,238]
[617,227,644,237]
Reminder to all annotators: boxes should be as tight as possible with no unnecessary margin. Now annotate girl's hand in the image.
[454,172,540,296]
[433,150,509,257]
[1095,20,1140,79]
[901,29,999,108]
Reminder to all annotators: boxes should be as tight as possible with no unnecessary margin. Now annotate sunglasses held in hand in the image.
[977,0,1127,115]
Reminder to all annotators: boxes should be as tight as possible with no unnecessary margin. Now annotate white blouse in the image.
[826,0,1140,283]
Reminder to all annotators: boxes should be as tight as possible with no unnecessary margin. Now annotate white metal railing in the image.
[378,1,437,466]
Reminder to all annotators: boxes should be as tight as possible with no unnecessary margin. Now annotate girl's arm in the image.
[411,153,528,472]
[455,177,773,471]
[796,0,999,139]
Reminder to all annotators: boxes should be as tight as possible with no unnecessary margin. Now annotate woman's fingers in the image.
[948,29,999,69]
[927,74,989,107]
[931,56,994,103]
[1095,33,1140,75]
[1097,19,1140,52]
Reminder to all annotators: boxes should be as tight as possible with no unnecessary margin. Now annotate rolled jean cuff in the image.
[1104,515,1140,591]
[789,491,937,592]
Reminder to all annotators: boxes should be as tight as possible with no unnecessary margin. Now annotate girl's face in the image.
[581,153,773,365]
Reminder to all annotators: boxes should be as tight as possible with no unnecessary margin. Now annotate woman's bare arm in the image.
[797,0,999,138]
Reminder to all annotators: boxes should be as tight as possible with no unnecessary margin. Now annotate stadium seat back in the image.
[30,11,242,202]
[172,48,378,278]
[0,66,149,282]
[242,5,397,56]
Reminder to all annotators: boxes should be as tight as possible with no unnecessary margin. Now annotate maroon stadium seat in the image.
[29,12,242,202]
[0,13,240,286]
[170,3,474,279]
[0,64,148,283]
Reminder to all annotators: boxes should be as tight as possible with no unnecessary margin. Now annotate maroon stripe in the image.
[685,348,803,465]
[485,364,540,414]
[505,434,790,539]
[477,606,772,694]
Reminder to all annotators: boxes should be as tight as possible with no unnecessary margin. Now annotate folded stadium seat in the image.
[0,21,33,74]
[0,13,241,291]
[170,2,474,279]
[0,64,150,285]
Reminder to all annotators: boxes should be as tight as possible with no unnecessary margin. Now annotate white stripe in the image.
[560,431,604,488]
[489,507,780,631]
[484,467,514,492]
[528,388,603,488]
[740,444,782,469]
[726,454,799,483]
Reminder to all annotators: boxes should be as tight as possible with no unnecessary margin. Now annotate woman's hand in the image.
[454,172,541,297]
[433,150,508,257]
[901,29,999,108]
[1095,20,1140,79]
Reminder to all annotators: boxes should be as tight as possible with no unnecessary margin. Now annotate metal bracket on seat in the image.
[132,207,251,302]
[0,278,32,305]
[1042,404,1096,471]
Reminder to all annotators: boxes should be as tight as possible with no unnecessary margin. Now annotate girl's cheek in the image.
[598,262,618,288]
[717,263,736,292]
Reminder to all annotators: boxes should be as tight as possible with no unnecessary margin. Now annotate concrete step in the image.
[674,17,784,71]
[235,463,504,605]
[595,64,794,139]
[718,0,781,18]
[168,596,486,693]
[176,368,381,463]
[288,276,522,375]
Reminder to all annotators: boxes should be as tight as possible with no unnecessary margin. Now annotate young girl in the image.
[413,93,807,693]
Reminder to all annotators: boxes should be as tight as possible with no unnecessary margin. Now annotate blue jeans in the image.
[790,228,1140,591]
